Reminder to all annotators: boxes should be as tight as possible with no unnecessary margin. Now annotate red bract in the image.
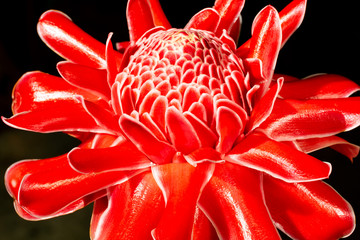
[3,0,360,239]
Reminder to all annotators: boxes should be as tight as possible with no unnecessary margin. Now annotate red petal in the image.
[278,0,307,47]
[199,163,281,239]
[18,154,143,217]
[226,132,331,182]
[184,112,218,148]
[3,97,109,134]
[248,6,282,98]
[151,163,215,240]
[246,77,283,132]
[37,10,107,68]
[90,172,164,240]
[57,61,110,100]
[14,190,106,220]
[68,139,152,173]
[192,207,219,240]
[127,0,156,42]
[295,136,360,161]
[279,74,360,99]
[237,0,306,56]
[263,176,356,239]
[260,97,360,141]
[213,0,245,36]
[215,106,243,154]
[82,99,121,134]
[184,147,224,166]
[146,0,171,28]
[105,33,121,86]
[228,16,241,44]
[119,114,176,164]
[165,106,201,154]
[185,8,220,32]
[10,71,101,115]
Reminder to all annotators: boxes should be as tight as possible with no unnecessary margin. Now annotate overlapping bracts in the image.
[3,0,359,239]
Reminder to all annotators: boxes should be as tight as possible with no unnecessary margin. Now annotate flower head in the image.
[3,0,360,239]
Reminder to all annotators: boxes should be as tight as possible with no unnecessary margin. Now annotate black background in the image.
[0,0,359,239]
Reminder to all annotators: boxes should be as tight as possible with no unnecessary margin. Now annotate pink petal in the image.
[18,154,144,218]
[119,114,176,164]
[248,6,282,99]
[226,132,332,182]
[263,176,356,239]
[151,162,215,240]
[165,106,201,154]
[185,8,220,32]
[199,163,281,239]
[279,74,360,99]
[213,0,245,36]
[37,10,109,68]
[295,136,360,161]
[246,77,283,132]
[260,97,360,141]
[90,172,164,240]
[57,61,110,100]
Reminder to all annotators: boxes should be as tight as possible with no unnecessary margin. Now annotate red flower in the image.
[3,0,360,239]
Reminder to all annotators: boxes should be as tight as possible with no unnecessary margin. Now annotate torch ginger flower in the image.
[3,0,360,239]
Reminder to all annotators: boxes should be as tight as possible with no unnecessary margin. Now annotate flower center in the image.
[113,28,250,159]
[113,28,247,114]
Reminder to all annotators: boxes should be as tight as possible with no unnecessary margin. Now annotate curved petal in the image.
[57,61,111,101]
[68,139,153,173]
[90,172,164,240]
[151,163,215,240]
[185,8,220,32]
[15,153,144,218]
[213,0,245,36]
[246,77,283,132]
[192,207,219,240]
[119,114,176,164]
[279,74,360,99]
[127,0,156,42]
[226,132,331,182]
[199,163,281,240]
[165,106,201,154]
[263,175,356,239]
[2,97,110,134]
[248,5,282,98]
[146,0,171,28]
[215,106,243,154]
[184,112,218,148]
[278,0,307,47]
[14,190,106,221]
[10,71,101,115]
[260,97,360,141]
[294,136,360,161]
[37,10,109,68]
[105,33,121,86]
[237,0,306,56]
